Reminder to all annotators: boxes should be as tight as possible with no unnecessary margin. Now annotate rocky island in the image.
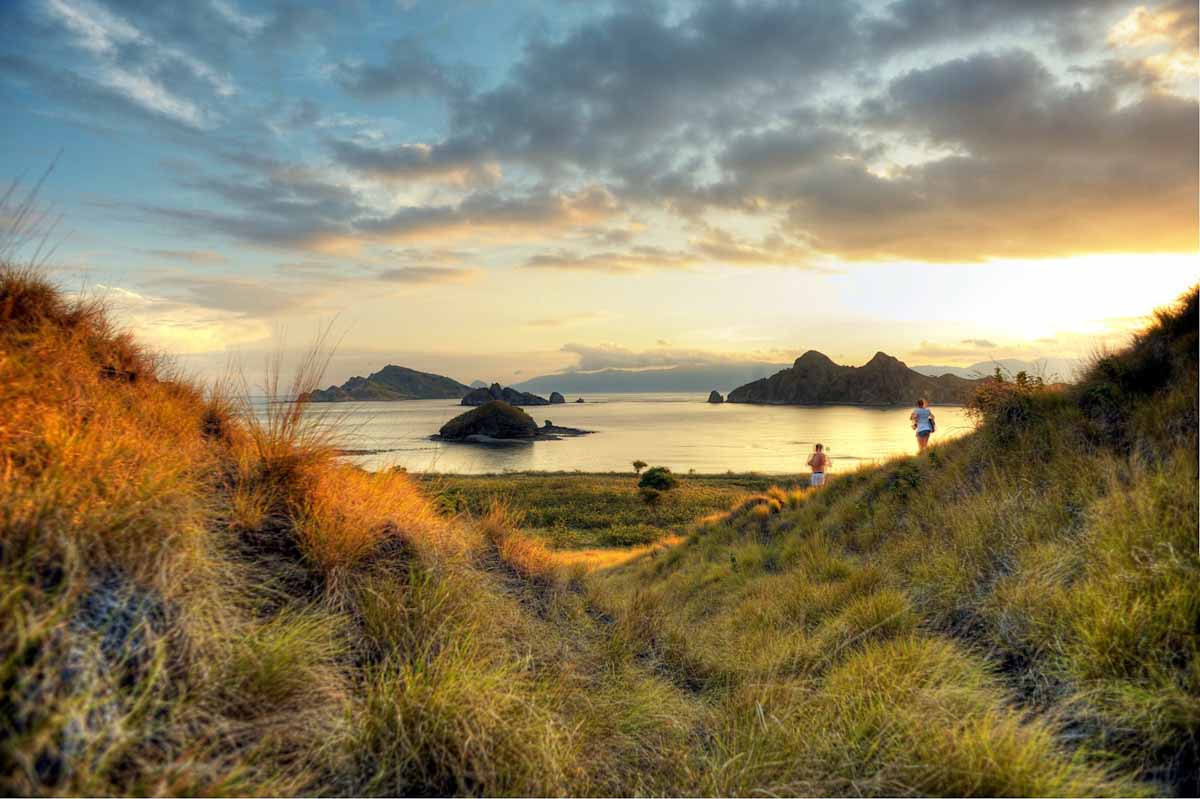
[462,382,555,406]
[304,364,470,402]
[434,401,592,444]
[728,350,978,405]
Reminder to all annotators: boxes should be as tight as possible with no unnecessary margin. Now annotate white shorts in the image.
[811,472,825,487]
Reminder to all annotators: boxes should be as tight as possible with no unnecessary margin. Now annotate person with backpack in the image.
[910,398,936,451]
[806,443,830,487]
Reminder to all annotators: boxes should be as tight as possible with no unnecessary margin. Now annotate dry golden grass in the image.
[3,255,1195,797]
[586,288,1198,796]
[550,535,687,571]
[0,264,706,796]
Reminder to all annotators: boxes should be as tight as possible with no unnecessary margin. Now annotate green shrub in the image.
[638,466,678,491]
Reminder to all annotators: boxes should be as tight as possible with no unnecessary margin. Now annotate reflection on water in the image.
[258,393,976,474]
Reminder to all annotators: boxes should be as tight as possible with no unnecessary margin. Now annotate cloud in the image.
[385,1,864,195]
[140,150,618,252]
[375,266,479,284]
[210,0,266,37]
[522,227,828,274]
[358,185,619,243]
[103,285,271,353]
[11,0,1195,275]
[908,339,1001,360]
[333,37,473,99]
[560,342,763,371]
[865,0,1128,53]
[1107,0,1198,87]
[525,312,603,328]
[523,246,698,274]
[327,137,500,187]
[144,273,321,316]
[140,154,369,251]
[689,226,824,269]
[142,248,228,264]
[707,48,1199,262]
[39,0,233,129]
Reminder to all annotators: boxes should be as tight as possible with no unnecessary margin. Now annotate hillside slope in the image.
[0,268,700,796]
[729,350,979,404]
[591,289,1199,795]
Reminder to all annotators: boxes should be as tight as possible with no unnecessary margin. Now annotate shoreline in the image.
[409,469,813,479]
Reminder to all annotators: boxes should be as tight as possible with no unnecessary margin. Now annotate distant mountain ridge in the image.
[305,364,470,402]
[728,350,979,405]
[912,357,1082,382]
[514,362,790,394]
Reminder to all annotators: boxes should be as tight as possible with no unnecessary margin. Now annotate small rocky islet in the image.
[434,400,593,445]
[460,382,573,406]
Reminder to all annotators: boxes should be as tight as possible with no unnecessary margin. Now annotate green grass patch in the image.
[416,471,808,548]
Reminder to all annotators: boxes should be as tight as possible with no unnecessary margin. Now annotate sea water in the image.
[261,393,976,474]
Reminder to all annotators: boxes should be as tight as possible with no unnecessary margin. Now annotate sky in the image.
[1,0,1196,386]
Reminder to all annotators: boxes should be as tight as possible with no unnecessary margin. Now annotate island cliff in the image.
[727,350,978,405]
[304,364,470,402]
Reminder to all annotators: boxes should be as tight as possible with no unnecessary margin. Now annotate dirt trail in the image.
[547,535,685,571]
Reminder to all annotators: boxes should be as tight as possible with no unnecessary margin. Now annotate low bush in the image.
[638,466,678,491]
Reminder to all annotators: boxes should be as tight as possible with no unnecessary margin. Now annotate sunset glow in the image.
[1,0,1195,385]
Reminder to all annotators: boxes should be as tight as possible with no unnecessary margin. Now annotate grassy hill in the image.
[589,288,1199,795]
[1,261,1195,796]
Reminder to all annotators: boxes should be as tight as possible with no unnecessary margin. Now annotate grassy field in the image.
[2,255,1196,796]
[415,471,809,548]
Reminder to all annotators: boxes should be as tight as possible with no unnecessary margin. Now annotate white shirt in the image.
[912,407,933,433]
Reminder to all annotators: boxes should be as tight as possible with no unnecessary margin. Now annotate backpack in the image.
[928,413,936,433]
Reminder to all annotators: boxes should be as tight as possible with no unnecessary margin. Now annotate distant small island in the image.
[727,350,979,405]
[434,400,592,444]
[462,382,565,407]
[304,364,470,402]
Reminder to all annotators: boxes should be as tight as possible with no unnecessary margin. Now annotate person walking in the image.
[807,443,830,487]
[910,398,935,452]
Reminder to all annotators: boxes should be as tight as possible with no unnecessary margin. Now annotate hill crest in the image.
[304,364,470,402]
[728,349,978,405]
